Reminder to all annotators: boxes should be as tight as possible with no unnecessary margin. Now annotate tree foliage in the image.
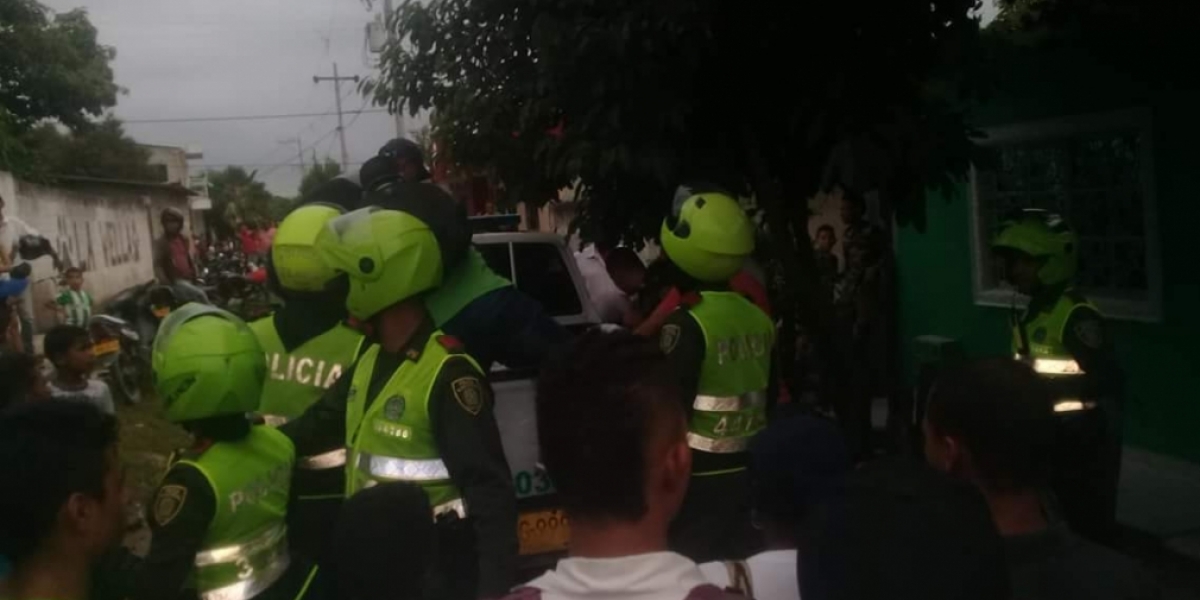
[368,0,989,389]
[205,167,284,239]
[298,157,342,200]
[0,0,123,174]
[20,117,157,181]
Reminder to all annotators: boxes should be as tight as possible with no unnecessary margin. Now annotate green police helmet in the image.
[660,190,754,283]
[991,209,1079,287]
[152,303,267,423]
[272,203,346,292]
[315,207,443,320]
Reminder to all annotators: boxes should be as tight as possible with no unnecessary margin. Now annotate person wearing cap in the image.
[656,184,776,562]
[154,207,208,304]
[358,156,567,372]
[128,303,303,600]
[697,415,850,600]
[281,207,517,600]
[991,209,1123,544]
[249,203,366,566]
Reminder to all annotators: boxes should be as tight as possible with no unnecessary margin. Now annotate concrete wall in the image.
[0,171,192,331]
[143,145,189,185]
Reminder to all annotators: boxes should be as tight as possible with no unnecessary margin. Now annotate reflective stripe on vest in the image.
[684,292,774,457]
[196,526,290,600]
[357,452,451,482]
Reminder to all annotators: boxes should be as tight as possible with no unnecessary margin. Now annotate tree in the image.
[298,157,342,200]
[20,117,158,181]
[0,0,123,174]
[368,0,988,393]
[206,167,278,239]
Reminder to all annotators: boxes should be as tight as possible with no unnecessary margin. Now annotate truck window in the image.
[512,242,583,317]
[476,243,513,280]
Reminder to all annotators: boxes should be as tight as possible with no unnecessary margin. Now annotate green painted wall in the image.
[896,44,1200,463]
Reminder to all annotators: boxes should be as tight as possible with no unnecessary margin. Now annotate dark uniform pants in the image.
[1051,400,1121,544]
[669,469,758,563]
[289,467,346,566]
[430,517,480,600]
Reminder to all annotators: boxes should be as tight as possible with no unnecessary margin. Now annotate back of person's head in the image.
[799,458,1008,600]
[537,330,690,524]
[924,358,1055,492]
[0,402,123,563]
[368,181,471,271]
[751,415,850,537]
[44,324,90,366]
[305,177,364,212]
[327,482,434,600]
[359,155,401,192]
[0,352,48,409]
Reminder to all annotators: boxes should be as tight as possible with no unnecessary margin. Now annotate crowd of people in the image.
[0,138,1161,600]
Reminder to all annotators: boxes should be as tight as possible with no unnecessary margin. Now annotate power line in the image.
[123,108,386,124]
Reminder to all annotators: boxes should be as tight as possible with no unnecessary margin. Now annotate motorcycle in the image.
[88,313,144,405]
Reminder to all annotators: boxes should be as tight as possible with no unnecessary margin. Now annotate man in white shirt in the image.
[574,244,645,325]
[507,330,735,600]
[697,415,850,600]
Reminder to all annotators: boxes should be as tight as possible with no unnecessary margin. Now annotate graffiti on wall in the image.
[55,212,143,271]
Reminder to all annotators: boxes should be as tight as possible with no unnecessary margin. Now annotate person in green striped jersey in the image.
[50,268,93,327]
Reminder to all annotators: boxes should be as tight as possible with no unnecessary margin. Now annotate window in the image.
[511,242,583,318]
[476,243,513,280]
[969,108,1161,321]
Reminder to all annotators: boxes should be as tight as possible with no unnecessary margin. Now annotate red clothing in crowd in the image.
[169,236,195,281]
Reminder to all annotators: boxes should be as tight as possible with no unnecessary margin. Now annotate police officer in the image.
[135,303,302,600]
[992,208,1123,544]
[282,207,517,600]
[656,185,775,562]
[359,159,567,372]
[250,203,365,565]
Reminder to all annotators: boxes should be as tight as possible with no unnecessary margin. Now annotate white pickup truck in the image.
[472,231,598,567]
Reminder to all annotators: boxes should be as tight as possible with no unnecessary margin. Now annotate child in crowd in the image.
[0,351,51,410]
[49,267,94,327]
[44,325,114,415]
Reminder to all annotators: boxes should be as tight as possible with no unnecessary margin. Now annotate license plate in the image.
[517,509,570,556]
[152,306,171,318]
[93,339,120,356]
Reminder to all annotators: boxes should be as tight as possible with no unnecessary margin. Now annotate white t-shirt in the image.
[574,244,630,324]
[49,378,115,415]
[524,551,714,600]
[698,550,799,600]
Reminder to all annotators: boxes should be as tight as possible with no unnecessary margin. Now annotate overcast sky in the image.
[42,0,416,196]
[40,0,999,197]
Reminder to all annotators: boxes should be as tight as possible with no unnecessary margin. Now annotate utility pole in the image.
[279,137,304,175]
[312,62,360,171]
[382,0,405,138]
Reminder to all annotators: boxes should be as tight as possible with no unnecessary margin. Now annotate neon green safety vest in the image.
[250,316,364,425]
[177,426,294,600]
[683,291,775,457]
[1011,290,1097,376]
[343,333,483,519]
[1011,290,1098,411]
[425,248,512,326]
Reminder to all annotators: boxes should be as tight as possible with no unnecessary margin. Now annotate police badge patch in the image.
[384,396,406,420]
[153,485,188,526]
[660,324,681,354]
[1032,327,1047,344]
[452,377,484,415]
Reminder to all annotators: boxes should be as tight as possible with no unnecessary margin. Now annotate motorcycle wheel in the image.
[109,348,143,405]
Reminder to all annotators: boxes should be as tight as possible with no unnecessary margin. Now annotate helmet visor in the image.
[319,207,387,281]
